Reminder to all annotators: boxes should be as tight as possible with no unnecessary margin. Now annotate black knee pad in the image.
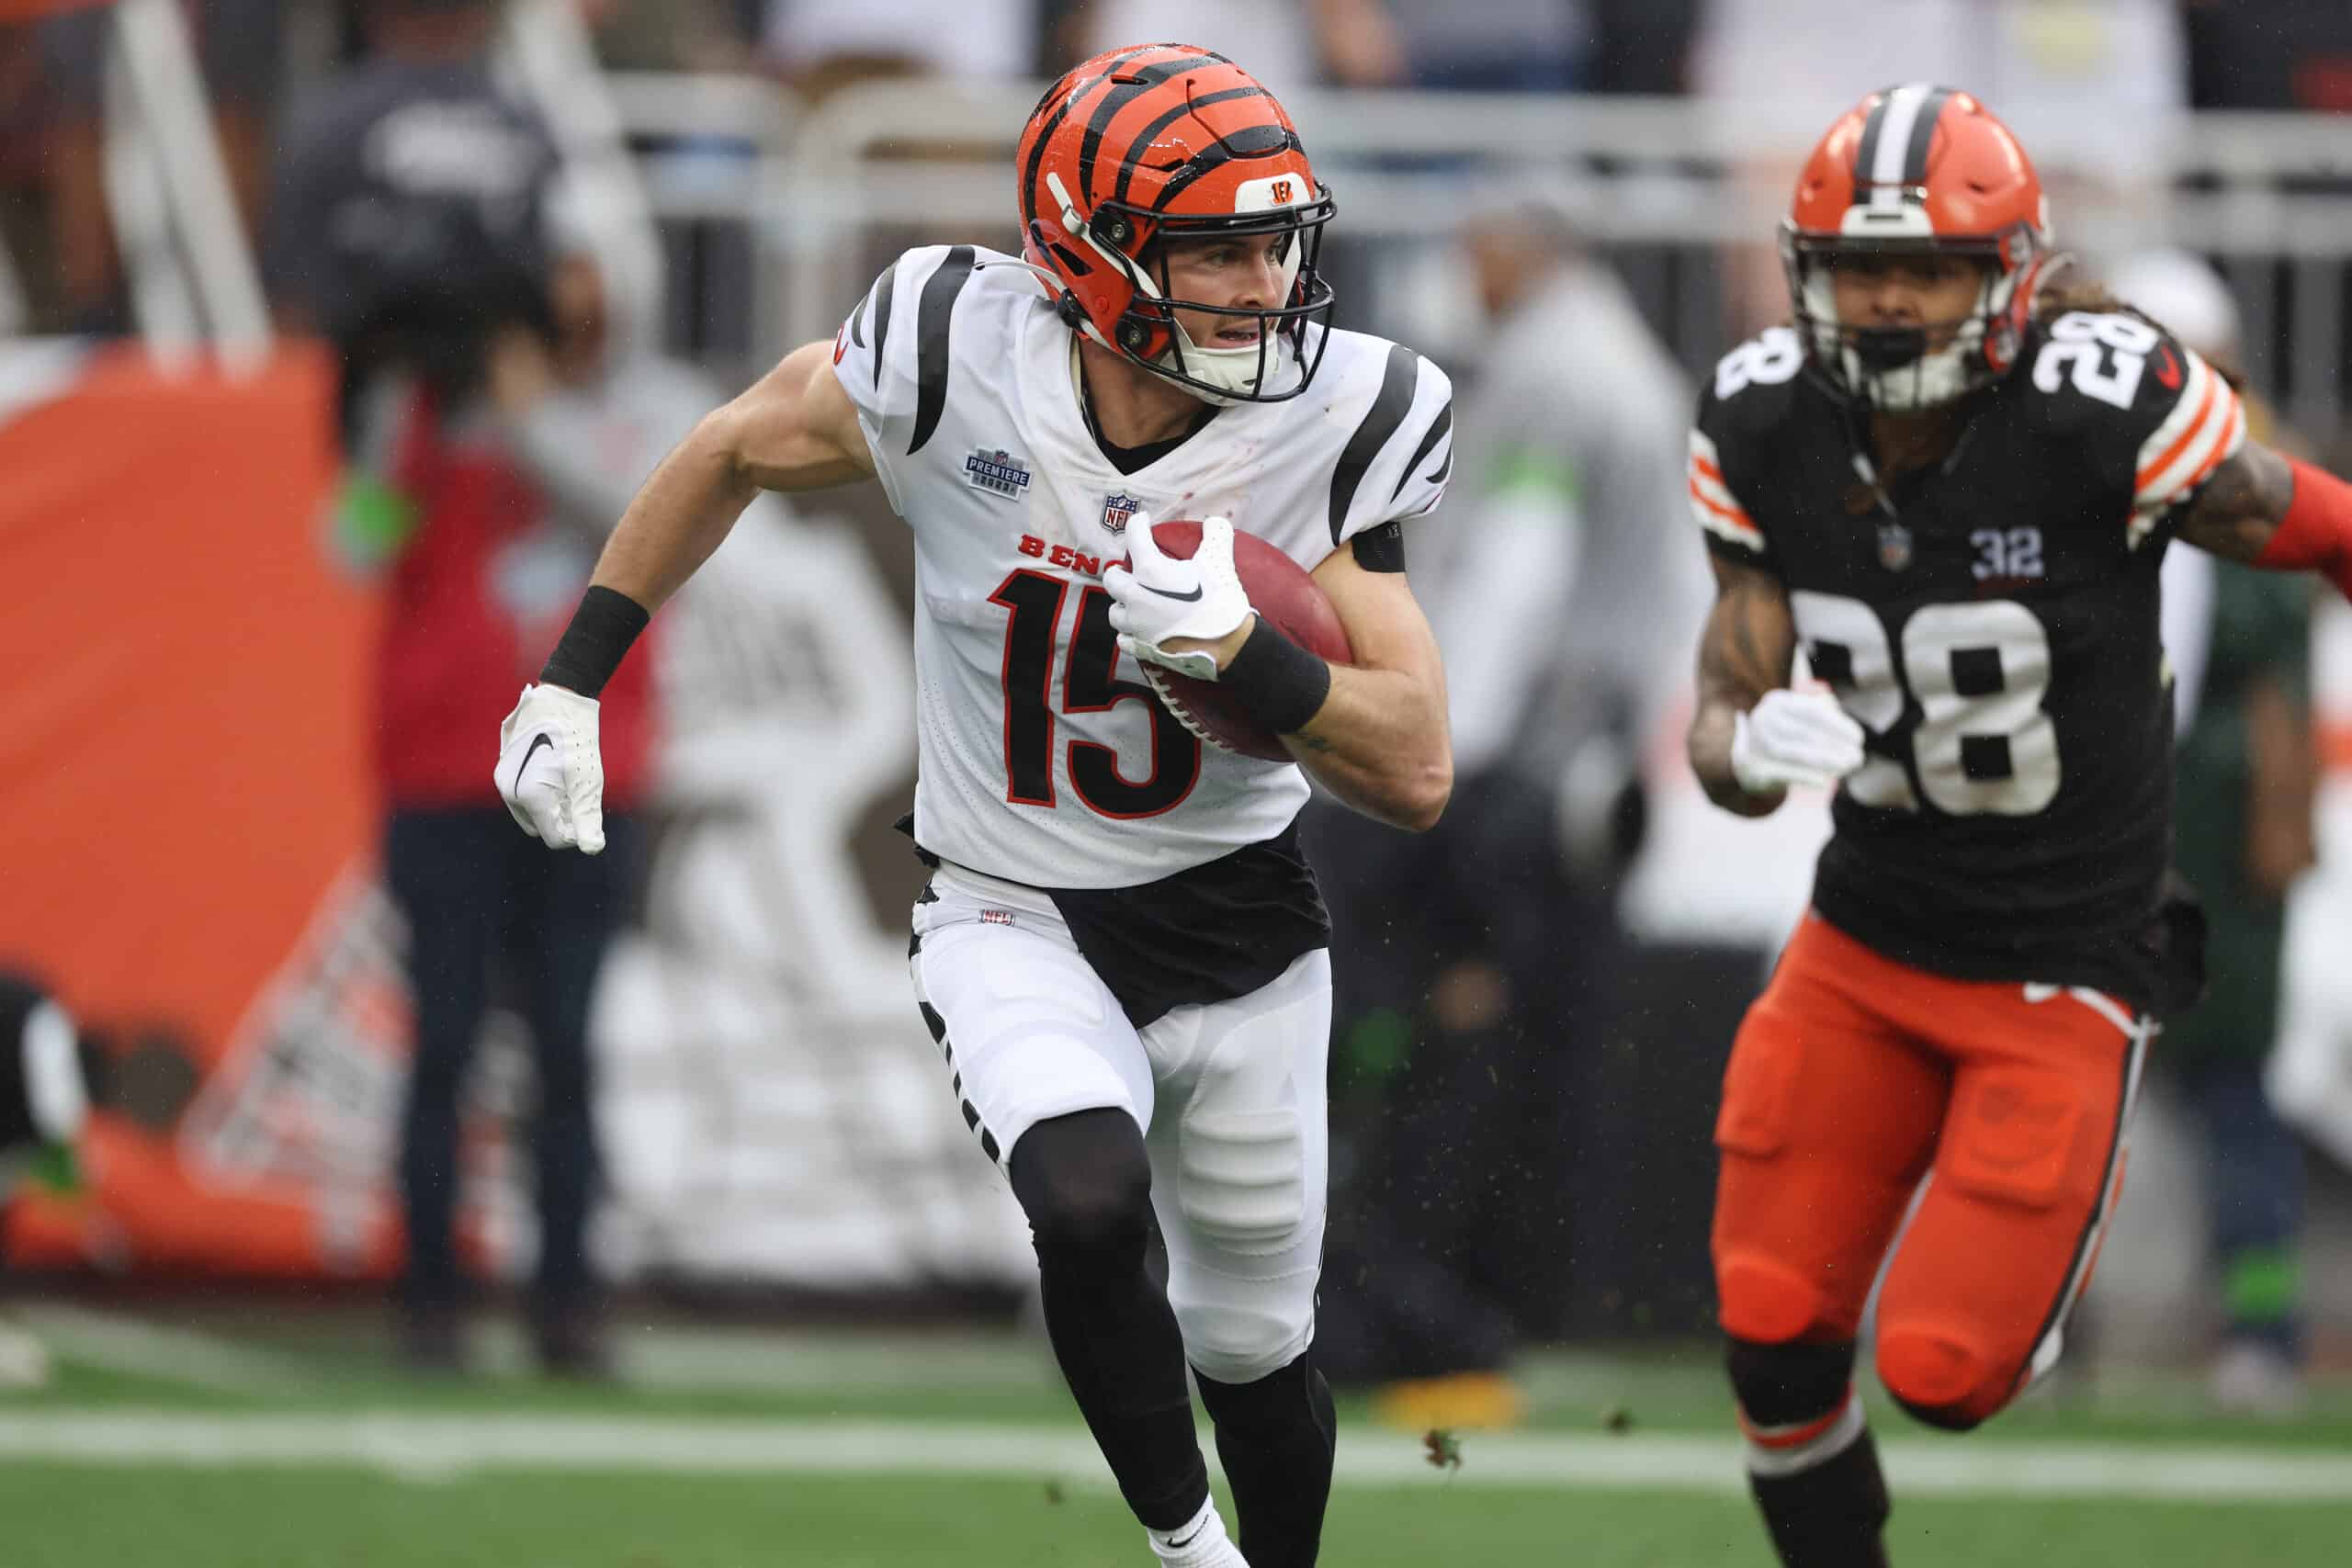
[1011,1108,1155,1262]
[1726,1336,1857,1428]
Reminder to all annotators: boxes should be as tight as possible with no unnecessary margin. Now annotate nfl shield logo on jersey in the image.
[964,447,1033,500]
[1877,520,1914,572]
[1101,491,1142,535]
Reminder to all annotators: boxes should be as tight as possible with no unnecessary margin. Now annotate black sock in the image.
[1012,1110,1208,1531]
[1749,1430,1892,1568]
[1194,1351,1338,1568]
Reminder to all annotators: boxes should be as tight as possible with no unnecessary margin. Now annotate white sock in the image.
[1147,1496,1237,1563]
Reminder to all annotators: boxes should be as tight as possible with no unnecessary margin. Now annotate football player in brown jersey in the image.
[1687,84,2352,1567]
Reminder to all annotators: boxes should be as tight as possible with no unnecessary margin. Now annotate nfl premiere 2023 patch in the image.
[963,447,1033,501]
[1100,491,1142,535]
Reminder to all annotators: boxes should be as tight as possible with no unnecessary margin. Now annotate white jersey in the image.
[831,244,1453,890]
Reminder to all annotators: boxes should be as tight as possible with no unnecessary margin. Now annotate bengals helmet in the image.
[1782,85,2052,411]
[1015,43,1336,405]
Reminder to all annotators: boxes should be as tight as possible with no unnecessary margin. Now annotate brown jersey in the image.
[1690,311,2244,1011]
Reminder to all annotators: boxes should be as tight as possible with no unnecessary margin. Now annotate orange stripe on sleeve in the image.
[2136,373,2221,495]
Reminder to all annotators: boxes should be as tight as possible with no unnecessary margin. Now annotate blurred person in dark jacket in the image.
[267,0,650,1377]
[1313,189,1697,1427]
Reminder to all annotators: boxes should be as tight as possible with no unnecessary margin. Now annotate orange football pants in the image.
[1712,913,2147,1429]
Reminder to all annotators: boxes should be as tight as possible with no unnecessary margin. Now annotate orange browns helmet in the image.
[1782,85,2053,412]
[1015,42,1337,405]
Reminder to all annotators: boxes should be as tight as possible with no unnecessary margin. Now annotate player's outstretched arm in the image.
[496,340,876,851]
[1688,553,1804,818]
[1285,543,1453,831]
[2169,439,2352,597]
[590,338,876,613]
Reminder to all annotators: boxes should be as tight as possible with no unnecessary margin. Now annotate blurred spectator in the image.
[1313,187,1697,1417]
[1428,185,1702,791]
[1048,0,1404,94]
[2118,249,2320,1414]
[1379,0,1595,93]
[2180,0,2352,112]
[761,0,1037,96]
[1583,0,1702,95]
[268,0,650,1378]
[578,0,752,73]
[0,22,61,333]
[29,0,286,333]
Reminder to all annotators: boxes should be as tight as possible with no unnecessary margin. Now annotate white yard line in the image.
[8,1305,314,1396]
[0,1411,2346,1503]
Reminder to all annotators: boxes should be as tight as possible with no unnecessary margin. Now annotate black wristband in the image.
[539,585,650,697]
[1220,617,1332,736]
[1351,519,1406,572]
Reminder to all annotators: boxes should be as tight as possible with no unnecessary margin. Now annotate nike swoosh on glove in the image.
[497,682,607,852]
[1731,688,1867,795]
[1102,514,1254,681]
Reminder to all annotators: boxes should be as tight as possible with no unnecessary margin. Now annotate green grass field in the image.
[4,1302,2351,1567]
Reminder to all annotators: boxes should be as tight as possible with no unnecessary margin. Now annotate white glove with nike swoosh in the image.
[1731,689,1867,795]
[496,683,606,852]
[1102,513,1253,681]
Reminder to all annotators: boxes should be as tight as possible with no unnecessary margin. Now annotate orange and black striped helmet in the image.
[1780,85,2053,410]
[1015,43,1336,404]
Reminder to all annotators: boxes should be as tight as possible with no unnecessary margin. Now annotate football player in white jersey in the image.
[495,43,1456,1567]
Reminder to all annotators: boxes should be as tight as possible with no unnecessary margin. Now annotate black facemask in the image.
[1850,324,1928,373]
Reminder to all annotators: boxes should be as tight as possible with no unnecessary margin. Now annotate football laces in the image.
[1139,663,1238,754]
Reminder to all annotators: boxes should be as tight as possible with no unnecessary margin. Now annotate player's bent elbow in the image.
[1392,753,1453,833]
[684,399,758,483]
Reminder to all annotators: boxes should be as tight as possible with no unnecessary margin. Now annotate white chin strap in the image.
[1167,321,1301,405]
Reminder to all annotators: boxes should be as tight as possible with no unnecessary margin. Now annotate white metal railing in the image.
[101,0,272,369]
[604,76,2352,437]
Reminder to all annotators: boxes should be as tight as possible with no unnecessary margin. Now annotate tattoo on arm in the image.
[2175,442,2296,563]
[1689,556,1797,816]
[1697,558,1797,705]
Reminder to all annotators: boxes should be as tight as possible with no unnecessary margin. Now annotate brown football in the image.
[1138,521,1354,762]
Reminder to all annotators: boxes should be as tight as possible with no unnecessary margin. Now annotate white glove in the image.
[1731,689,1867,795]
[1102,514,1253,681]
[496,682,607,852]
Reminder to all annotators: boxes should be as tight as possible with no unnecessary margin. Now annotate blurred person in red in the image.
[1687,85,2352,1565]
[268,0,650,1377]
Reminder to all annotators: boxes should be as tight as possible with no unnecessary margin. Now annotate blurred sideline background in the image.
[8,2,2352,1563]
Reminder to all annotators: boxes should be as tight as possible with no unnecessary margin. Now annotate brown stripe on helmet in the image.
[1851,88,1892,193]
[1901,86,1953,186]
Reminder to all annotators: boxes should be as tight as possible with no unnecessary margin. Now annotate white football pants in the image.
[910,862,1331,1383]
